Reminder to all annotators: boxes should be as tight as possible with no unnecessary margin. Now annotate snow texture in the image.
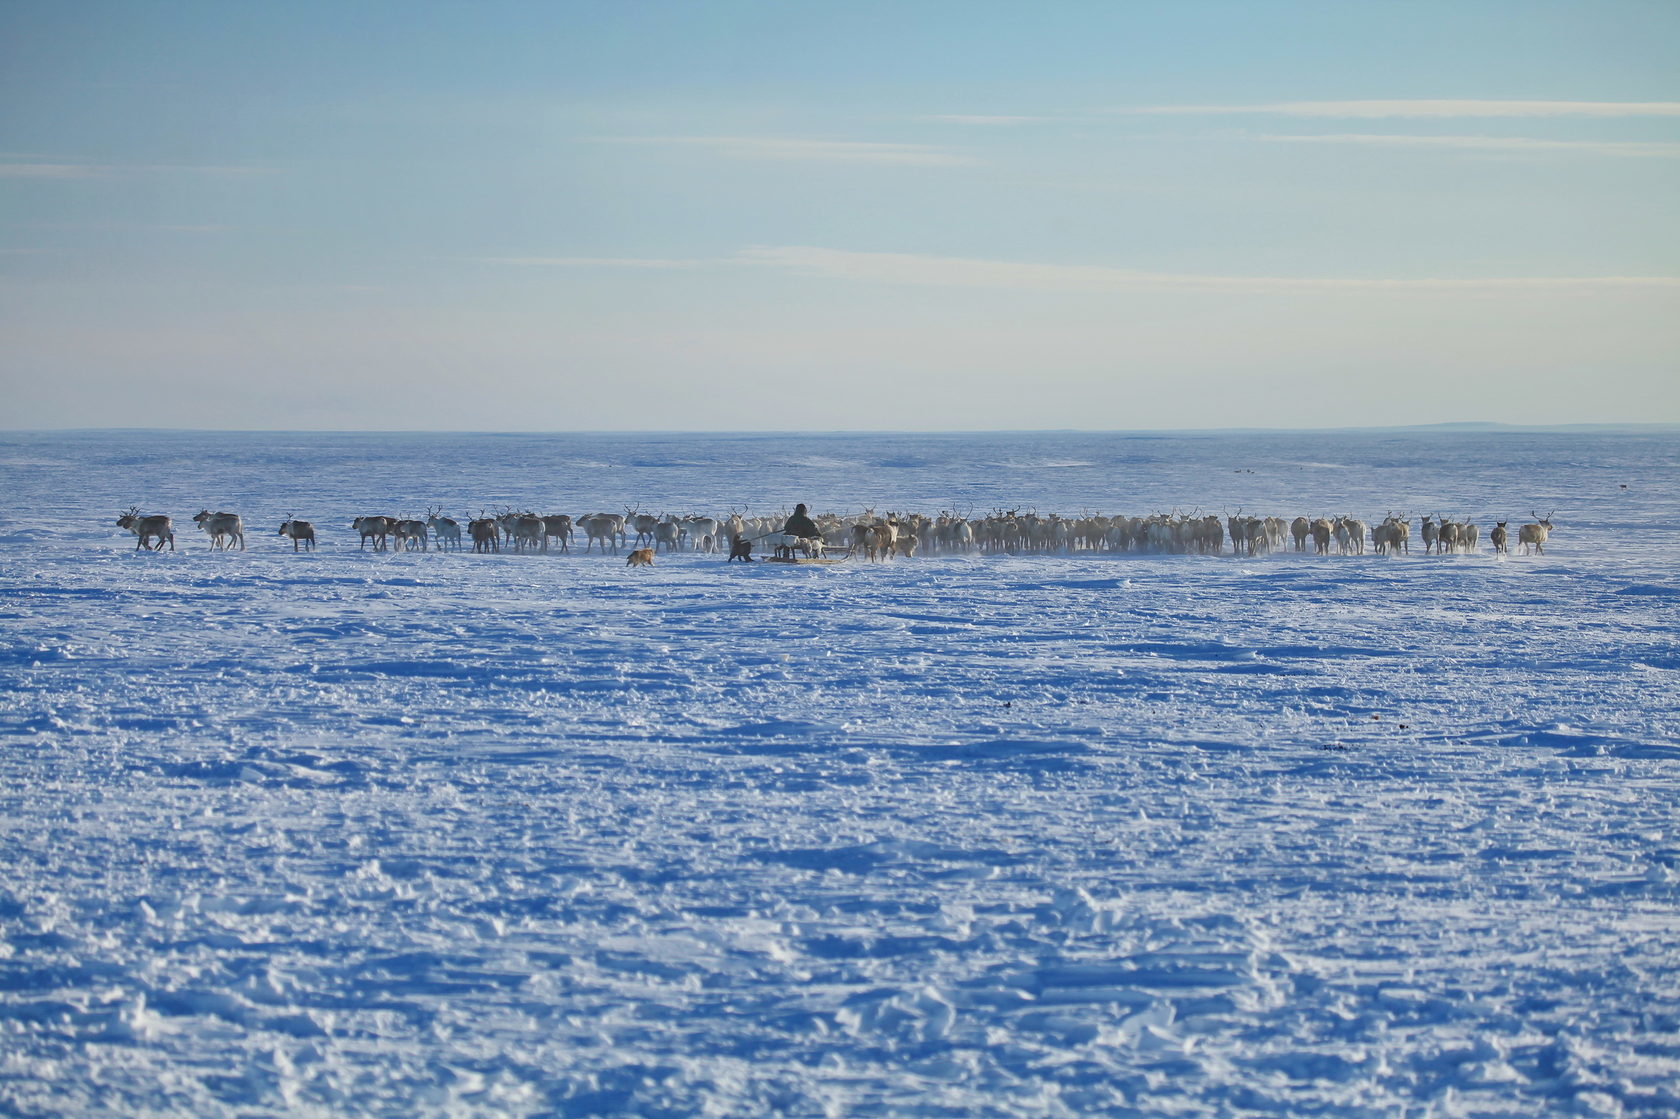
[2,429,1678,1117]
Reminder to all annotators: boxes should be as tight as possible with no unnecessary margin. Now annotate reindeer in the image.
[389,518,428,552]
[1377,510,1404,551]
[578,513,623,554]
[1290,516,1310,552]
[1195,514,1223,554]
[1310,517,1333,555]
[1372,515,1409,556]
[936,514,975,553]
[627,510,660,549]
[193,510,245,551]
[503,513,544,553]
[1490,521,1509,555]
[117,508,174,551]
[1372,519,1399,555]
[1332,517,1352,555]
[683,516,722,553]
[542,514,573,553]
[468,514,500,553]
[352,516,393,552]
[425,508,462,551]
[1226,510,1247,557]
[493,510,523,549]
[1519,511,1554,555]
[1421,515,1440,555]
[1344,517,1368,555]
[866,518,899,562]
[278,519,316,551]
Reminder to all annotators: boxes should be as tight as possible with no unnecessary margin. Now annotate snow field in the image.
[1,430,1678,1116]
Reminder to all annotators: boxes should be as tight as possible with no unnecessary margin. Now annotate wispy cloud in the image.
[916,114,1049,126]
[1134,99,1680,118]
[483,246,1680,291]
[0,159,273,179]
[0,163,106,179]
[733,246,1680,293]
[1258,133,1680,157]
[590,136,977,166]
[14,221,233,234]
[483,256,712,270]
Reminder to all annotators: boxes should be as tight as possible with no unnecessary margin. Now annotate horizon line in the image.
[7,422,1677,437]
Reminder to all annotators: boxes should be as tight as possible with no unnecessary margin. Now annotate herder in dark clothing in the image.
[781,503,823,541]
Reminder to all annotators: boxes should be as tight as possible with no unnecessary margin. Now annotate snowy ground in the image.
[2,430,1678,1117]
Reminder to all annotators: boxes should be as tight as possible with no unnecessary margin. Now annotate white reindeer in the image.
[426,508,462,551]
[682,516,721,553]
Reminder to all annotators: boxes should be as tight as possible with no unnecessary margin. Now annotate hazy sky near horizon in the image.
[3,0,1677,431]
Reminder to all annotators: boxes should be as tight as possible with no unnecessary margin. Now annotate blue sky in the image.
[3,1,1676,430]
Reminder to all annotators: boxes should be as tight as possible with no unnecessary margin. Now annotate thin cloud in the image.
[591,136,978,166]
[1259,133,1680,157]
[0,160,274,179]
[15,221,232,233]
[483,246,1680,292]
[1134,99,1680,118]
[733,246,1680,293]
[483,256,713,270]
[0,163,105,179]
[917,114,1050,126]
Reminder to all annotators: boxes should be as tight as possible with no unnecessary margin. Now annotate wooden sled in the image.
[764,535,850,565]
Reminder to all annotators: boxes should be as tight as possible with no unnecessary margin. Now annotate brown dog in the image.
[626,548,655,567]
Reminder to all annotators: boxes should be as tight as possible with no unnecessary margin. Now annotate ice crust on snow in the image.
[1,429,1678,1117]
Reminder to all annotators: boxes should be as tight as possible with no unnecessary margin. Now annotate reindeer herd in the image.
[115,504,1561,560]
